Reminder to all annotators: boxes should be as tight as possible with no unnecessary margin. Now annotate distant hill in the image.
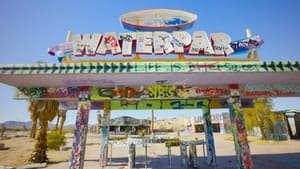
[0,116,156,130]
[0,121,57,129]
[0,121,32,129]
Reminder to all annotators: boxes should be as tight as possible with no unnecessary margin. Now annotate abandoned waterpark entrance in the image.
[0,8,300,169]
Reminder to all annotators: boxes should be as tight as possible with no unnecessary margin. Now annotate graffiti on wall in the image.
[57,99,226,110]
[69,99,90,169]
[147,85,177,98]
[16,87,80,99]
[111,99,210,110]
[176,86,230,98]
[194,113,224,124]
[91,85,229,100]
[15,84,300,101]
[15,85,230,100]
[242,84,300,97]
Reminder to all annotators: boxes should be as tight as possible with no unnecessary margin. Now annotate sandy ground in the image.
[0,131,300,169]
[0,131,71,168]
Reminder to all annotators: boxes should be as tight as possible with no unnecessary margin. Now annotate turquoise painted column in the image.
[99,101,111,167]
[202,99,216,165]
[69,87,90,169]
[228,88,253,169]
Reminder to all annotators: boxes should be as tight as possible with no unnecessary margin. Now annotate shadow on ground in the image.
[103,153,300,169]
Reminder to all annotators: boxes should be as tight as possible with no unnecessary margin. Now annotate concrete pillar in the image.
[180,143,189,169]
[144,143,148,169]
[294,113,300,139]
[167,146,172,169]
[285,114,294,139]
[99,101,111,167]
[189,144,197,168]
[69,87,90,169]
[128,143,136,169]
[201,99,216,165]
[228,88,253,169]
[151,109,154,137]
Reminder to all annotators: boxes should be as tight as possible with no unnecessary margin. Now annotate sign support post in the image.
[69,87,90,169]
[201,99,217,166]
[99,100,111,167]
[228,86,253,169]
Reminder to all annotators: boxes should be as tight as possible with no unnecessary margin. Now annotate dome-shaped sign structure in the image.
[120,8,198,31]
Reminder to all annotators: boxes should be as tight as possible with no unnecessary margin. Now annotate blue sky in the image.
[0,0,300,124]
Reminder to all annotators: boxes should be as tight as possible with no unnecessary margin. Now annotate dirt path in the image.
[0,132,300,169]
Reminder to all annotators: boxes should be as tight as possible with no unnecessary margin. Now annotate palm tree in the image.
[28,100,59,163]
[55,109,67,134]
[28,100,39,138]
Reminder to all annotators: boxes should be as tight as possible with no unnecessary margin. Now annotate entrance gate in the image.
[4,83,299,169]
[0,8,300,169]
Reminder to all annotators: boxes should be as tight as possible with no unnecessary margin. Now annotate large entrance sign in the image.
[0,8,299,169]
[48,8,263,63]
[48,31,263,60]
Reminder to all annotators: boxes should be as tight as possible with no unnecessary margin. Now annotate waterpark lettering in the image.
[73,31,234,57]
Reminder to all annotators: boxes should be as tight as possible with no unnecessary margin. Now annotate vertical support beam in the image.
[201,99,216,165]
[151,110,154,136]
[189,143,197,168]
[99,100,111,167]
[228,87,253,169]
[167,146,172,169]
[145,143,148,169]
[180,143,188,169]
[128,143,136,169]
[284,114,294,139]
[69,87,90,169]
[294,113,300,139]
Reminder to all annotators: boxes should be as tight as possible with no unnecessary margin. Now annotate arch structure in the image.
[0,61,300,169]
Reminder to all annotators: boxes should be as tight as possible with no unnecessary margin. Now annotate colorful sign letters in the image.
[48,31,263,62]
